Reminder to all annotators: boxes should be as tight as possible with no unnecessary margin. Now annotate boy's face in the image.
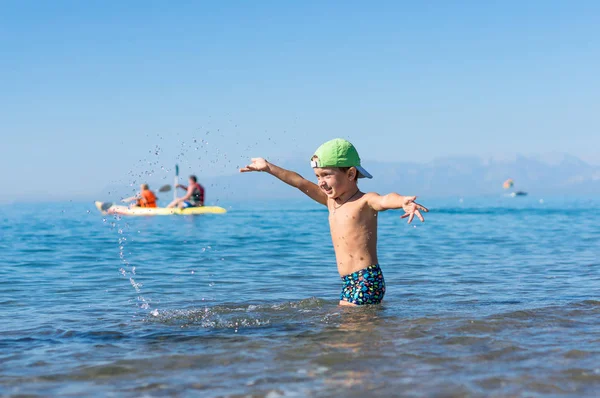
[314,167,357,199]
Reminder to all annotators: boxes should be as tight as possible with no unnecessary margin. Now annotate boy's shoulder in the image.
[358,192,382,209]
[361,192,381,202]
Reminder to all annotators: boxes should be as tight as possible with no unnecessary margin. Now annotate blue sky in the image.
[1,1,599,201]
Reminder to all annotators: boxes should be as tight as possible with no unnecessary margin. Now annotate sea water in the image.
[1,197,599,396]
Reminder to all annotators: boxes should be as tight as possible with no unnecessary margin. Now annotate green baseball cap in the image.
[310,138,372,179]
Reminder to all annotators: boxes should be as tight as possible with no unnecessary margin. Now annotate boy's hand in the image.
[240,158,270,173]
[400,196,429,224]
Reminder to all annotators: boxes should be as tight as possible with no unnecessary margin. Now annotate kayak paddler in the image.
[121,184,158,208]
[167,175,205,209]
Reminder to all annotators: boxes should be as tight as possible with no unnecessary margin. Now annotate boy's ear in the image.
[348,167,357,180]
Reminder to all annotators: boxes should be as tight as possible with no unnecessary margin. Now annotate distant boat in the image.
[510,191,528,197]
[503,178,527,197]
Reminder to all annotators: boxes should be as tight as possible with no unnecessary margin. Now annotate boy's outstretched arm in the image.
[366,193,429,223]
[240,158,327,206]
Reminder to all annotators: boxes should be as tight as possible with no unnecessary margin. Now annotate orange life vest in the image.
[137,190,157,208]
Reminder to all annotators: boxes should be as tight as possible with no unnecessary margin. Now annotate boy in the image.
[240,138,428,306]
[121,184,157,208]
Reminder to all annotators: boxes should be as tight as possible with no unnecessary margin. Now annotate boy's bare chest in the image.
[328,201,374,229]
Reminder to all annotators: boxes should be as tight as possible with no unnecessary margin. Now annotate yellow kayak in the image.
[95,201,227,216]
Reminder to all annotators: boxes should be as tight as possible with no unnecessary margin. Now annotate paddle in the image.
[173,164,179,201]
[158,184,171,193]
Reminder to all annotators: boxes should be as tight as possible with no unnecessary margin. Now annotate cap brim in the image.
[356,165,372,179]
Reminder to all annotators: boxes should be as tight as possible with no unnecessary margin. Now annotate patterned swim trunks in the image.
[340,264,386,305]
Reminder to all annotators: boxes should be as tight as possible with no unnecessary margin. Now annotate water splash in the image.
[143,298,328,330]
[109,214,152,311]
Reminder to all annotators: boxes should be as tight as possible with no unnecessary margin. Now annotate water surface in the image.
[1,197,599,396]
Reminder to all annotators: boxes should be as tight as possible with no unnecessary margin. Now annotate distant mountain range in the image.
[93,153,599,202]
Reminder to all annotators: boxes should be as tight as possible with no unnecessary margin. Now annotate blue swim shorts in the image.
[340,264,385,305]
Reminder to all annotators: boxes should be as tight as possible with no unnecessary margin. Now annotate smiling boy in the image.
[240,138,428,306]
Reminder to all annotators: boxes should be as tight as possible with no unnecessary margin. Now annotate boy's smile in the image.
[321,184,333,196]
